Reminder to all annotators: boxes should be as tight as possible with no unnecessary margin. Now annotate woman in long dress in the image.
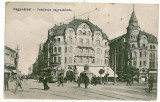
[43,76,49,90]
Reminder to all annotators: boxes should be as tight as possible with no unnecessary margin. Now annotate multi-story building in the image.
[33,18,113,81]
[109,8,158,82]
[4,46,17,77]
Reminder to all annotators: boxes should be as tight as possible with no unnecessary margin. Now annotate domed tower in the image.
[127,5,140,41]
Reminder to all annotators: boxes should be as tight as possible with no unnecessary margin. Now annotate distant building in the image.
[109,8,158,82]
[33,18,116,81]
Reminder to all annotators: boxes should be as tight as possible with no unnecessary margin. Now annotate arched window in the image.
[54,47,57,52]
[132,44,135,48]
[150,45,152,49]
[58,47,61,52]
[153,45,155,49]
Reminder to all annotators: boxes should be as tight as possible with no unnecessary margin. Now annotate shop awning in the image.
[76,66,118,77]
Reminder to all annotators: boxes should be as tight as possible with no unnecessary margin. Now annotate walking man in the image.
[58,74,64,87]
[77,76,81,87]
[4,74,9,91]
[17,76,23,91]
[84,75,89,88]
[126,76,131,86]
[148,76,154,92]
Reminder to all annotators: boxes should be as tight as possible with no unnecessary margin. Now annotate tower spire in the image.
[133,4,135,12]
[73,11,75,20]
[87,13,89,21]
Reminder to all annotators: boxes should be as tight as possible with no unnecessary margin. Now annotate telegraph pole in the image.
[15,45,19,93]
[113,48,116,85]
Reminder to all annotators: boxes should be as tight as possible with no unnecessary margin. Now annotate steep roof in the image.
[109,31,157,44]
[50,19,108,40]
[138,31,157,43]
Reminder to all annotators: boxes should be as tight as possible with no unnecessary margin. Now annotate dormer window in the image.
[143,44,146,48]
[83,31,86,35]
[78,30,82,35]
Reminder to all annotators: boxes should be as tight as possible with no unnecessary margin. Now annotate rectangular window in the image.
[143,44,145,48]
[58,57,61,62]
[65,57,67,63]
[92,59,95,63]
[143,61,146,66]
[140,52,142,57]
[140,61,142,66]
[134,61,136,66]
[54,57,57,62]
[86,39,89,45]
[65,47,67,52]
[79,38,83,44]
[58,38,60,43]
[105,42,107,46]
[69,57,72,63]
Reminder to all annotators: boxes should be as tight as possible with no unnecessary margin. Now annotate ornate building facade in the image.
[33,19,112,81]
[109,8,158,82]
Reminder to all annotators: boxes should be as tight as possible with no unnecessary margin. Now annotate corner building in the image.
[109,9,158,82]
[36,19,111,81]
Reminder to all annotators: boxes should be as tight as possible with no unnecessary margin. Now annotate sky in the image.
[5,2,159,75]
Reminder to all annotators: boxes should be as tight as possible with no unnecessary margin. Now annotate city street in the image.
[4,79,157,100]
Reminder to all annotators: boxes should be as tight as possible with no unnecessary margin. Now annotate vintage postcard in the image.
[4,2,158,100]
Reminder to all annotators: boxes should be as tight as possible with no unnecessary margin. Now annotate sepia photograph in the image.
[4,2,158,100]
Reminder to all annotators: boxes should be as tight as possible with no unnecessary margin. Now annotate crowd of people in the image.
[4,73,155,93]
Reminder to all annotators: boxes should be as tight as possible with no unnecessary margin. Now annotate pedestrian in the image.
[84,75,89,88]
[126,76,131,86]
[4,74,9,91]
[58,74,64,87]
[17,77,23,91]
[77,76,81,87]
[93,75,97,86]
[148,76,154,92]
[42,75,50,90]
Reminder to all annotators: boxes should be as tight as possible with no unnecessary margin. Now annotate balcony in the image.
[52,52,61,55]
[75,53,95,57]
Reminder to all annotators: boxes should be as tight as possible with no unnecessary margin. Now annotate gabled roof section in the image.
[138,31,157,43]
[50,19,109,40]
[109,34,127,44]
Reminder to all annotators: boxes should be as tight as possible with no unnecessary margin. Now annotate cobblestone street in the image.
[4,79,157,100]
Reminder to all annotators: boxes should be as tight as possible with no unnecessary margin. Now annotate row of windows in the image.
[150,45,156,49]
[64,57,108,64]
[53,56,61,63]
[129,61,146,66]
[130,51,155,58]
[78,30,91,36]
[52,47,61,53]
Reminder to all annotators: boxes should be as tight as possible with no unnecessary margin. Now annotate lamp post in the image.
[15,45,19,93]
[113,48,116,85]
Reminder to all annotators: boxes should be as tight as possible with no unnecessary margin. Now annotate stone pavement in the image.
[3,79,157,100]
